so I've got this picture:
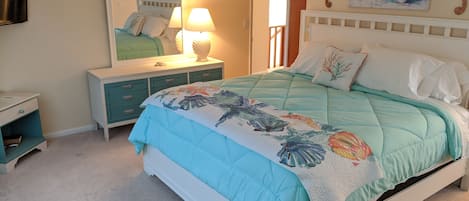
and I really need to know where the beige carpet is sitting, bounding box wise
[0,125,467,201]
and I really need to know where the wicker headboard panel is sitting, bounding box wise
[137,0,181,19]
[299,10,469,66]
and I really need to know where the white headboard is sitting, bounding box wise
[299,10,469,66]
[137,0,180,19]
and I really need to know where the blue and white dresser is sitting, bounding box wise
[87,57,224,141]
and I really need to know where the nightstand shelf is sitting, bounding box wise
[88,56,224,141]
[0,93,46,174]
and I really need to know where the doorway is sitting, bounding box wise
[250,0,306,74]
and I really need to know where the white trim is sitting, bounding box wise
[44,124,97,139]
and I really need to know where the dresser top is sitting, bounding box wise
[0,92,39,112]
[88,57,223,80]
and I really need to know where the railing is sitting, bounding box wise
[269,25,285,69]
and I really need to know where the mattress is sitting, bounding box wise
[115,29,164,60]
[129,71,461,201]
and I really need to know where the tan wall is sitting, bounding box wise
[307,0,469,20]
[183,0,251,78]
[0,0,110,136]
[0,0,250,136]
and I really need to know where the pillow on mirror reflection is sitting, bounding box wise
[162,28,180,41]
[123,12,145,36]
[142,16,169,38]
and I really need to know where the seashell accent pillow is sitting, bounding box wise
[312,46,367,91]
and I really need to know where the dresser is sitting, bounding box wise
[0,92,47,173]
[87,57,224,141]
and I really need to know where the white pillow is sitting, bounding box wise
[422,64,461,104]
[289,42,361,76]
[447,61,469,105]
[356,45,444,100]
[123,12,145,36]
[142,16,169,38]
[162,27,180,41]
[312,46,367,91]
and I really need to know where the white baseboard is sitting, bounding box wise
[44,124,97,139]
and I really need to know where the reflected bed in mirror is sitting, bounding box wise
[106,0,183,66]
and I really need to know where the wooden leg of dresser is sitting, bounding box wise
[104,126,110,142]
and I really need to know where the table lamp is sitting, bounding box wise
[168,6,183,53]
[186,8,216,62]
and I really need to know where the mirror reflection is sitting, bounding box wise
[111,0,183,61]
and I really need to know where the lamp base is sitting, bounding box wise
[192,32,211,62]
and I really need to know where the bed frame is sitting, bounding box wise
[143,10,469,201]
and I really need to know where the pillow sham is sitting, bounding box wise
[123,12,145,36]
[288,42,361,76]
[417,63,462,104]
[356,45,444,100]
[142,16,169,38]
[312,46,367,91]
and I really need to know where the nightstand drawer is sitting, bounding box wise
[107,105,144,124]
[150,73,188,94]
[0,98,38,126]
[189,68,222,83]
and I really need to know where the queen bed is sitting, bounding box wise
[128,10,469,201]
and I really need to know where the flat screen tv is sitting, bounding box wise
[0,0,27,26]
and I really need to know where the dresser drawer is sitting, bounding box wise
[0,98,38,126]
[189,68,223,83]
[105,89,148,107]
[104,79,148,95]
[107,104,144,124]
[150,73,188,94]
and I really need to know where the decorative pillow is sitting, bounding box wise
[356,45,444,100]
[141,16,169,38]
[288,42,361,76]
[312,46,367,91]
[123,12,145,36]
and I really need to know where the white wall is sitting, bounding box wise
[111,0,138,28]
[0,0,110,136]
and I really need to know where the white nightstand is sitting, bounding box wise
[87,57,224,141]
[0,92,47,174]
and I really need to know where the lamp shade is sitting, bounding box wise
[186,8,215,32]
[168,7,182,28]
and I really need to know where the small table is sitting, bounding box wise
[0,92,47,174]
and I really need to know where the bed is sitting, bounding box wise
[115,28,165,60]
[128,10,469,201]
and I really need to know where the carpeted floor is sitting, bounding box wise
[0,125,467,201]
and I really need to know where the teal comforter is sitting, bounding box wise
[115,29,164,60]
[129,70,461,201]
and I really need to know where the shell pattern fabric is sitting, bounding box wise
[153,83,375,168]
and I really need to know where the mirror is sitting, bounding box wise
[106,0,183,66]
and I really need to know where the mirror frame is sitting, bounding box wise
[105,0,184,67]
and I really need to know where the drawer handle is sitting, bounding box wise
[165,78,175,83]
[18,109,25,114]
[202,73,210,77]
[121,84,133,89]
[122,95,133,100]
[123,109,135,114]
